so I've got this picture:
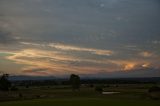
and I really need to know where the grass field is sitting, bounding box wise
[0,98,160,106]
[0,84,160,106]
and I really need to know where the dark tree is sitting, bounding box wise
[0,74,11,91]
[10,85,18,91]
[95,86,103,93]
[148,86,160,100]
[148,86,160,93]
[70,74,81,90]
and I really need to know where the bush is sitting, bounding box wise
[10,86,18,91]
[70,74,81,90]
[148,86,160,100]
[90,84,94,88]
[25,85,29,88]
[0,74,11,91]
[19,93,23,98]
[95,86,103,93]
[148,86,160,93]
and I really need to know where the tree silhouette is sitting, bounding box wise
[148,86,160,93]
[0,74,11,91]
[148,86,160,100]
[95,86,103,93]
[70,74,80,91]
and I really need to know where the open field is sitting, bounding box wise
[0,84,160,106]
[0,98,160,106]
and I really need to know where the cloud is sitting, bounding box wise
[20,42,114,56]
[4,48,113,75]
[20,42,45,47]
[139,51,154,58]
[0,0,160,77]
[152,40,160,44]
[109,60,152,71]
[48,43,114,56]
[0,30,16,44]
[22,67,50,76]
[4,48,157,76]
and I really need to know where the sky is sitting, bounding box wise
[0,0,160,77]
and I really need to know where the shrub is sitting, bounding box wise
[10,86,18,91]
[95,86,103,93]
[90,84,94,88]
[148,86,160,93]
[70,74,81,90]
[148,86,160,100]
[0,74,11,91]
[19,93,23,98]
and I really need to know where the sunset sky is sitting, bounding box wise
[0,0,160,77]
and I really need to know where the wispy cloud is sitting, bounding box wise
[4,48,157,75]
[20,42,45,47]
[22,67,50,76]
[20,42,114,56]
[109,60,152,71]
[139,51,154,58]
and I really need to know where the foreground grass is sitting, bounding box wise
[0,98,160,106]
[0,84,160,106]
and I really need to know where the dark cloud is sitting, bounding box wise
[0,0,160,77]
[0,30,16,44]
[1,0,160,46]
[23,68,48,73]
[22,68,49,76]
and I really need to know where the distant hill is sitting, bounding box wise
[8,68,160,81]
[9,75,56,81]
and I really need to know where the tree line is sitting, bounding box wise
[0,74,81,91]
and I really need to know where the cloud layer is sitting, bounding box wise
[0,0,160,77]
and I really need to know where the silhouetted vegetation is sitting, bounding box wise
[0,76,159,103]
[19,93,23,98]
[70,74,81,90]
[148,86,160,93]
[148,86,160,100]
[95,86,103,93]
[10,85,18,91]
[0,74,11,91]
[10,77,160,87]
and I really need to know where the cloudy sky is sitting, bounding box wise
[0,0,160,77]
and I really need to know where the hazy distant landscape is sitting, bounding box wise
[0,75,160,105]
[0,0,160,105]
